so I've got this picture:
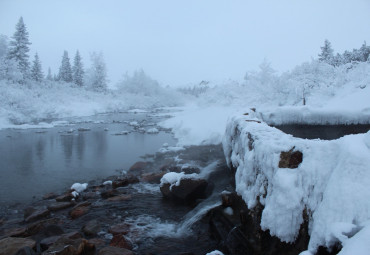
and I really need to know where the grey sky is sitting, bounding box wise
[1,0,370,87]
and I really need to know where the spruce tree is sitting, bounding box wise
[46,67,53,81]
[89,52,107,91]
[72,50,84,86]
[318,39,334,65]
[7,17,32,80]
[58,50,73,82]
[30,53,44,82]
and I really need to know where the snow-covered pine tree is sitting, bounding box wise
[58,50,73,83]
[72,50,84,86]
[46,67,53,81]
[88,52,107,91]
[318,39,334,65]
[30,53,44,82]
[6,17,32,81]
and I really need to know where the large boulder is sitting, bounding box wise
[0,237,36,255]
[160,172,208,202]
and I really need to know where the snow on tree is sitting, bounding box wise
[58,50,73,83]
[87,52,107,91]
[46,67,53,81]
[318,39,334,65]
[72,50,84,87]
[30,53,44,82]
[6,17,32,81]
[0,35,8,60]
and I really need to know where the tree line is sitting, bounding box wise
[318,39,370,66]
[0,17,107,91]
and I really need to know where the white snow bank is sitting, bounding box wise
[223,112,370,253]
[71,183,88,193]
[259,105,370,125]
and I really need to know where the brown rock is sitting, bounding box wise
[26,218,61,235]
[25,209,50,223]
[100,189,118,199]
[0,237,36,255]
[82,219,101,236]
[160,178,208,202]
[24,207,36,219]
[108,224,130,235]
[87,238,105,248]
[278,147,303,169]
[7,227,28,237]
[48,202,74,212]
[128,161,148,172]
[112,176,139,189]
[14,246,37,255]
[70,206,89,219]
[42,237,95,255]
[98,246,134,255]
[82,192,99,200]
[64,231,83,240]
[55,193,74,202]
[107,195,132,202]
[43,192,58,200]
[141,171,167,183]
[109,234,133,250]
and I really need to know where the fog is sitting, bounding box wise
[1,0,370,86]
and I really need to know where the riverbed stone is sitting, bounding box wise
[98,246,134,255]
[64,231,83,240]
[25,209,50,223]
[107,194,132,202]
[0,237,36,255]
[112,176,139,189]
[14,246,37,255]
[128,161,148,173]
[26,218,61,236]
[55,193,74,202]
[48,202,74,211]
[82,219,101,236]
[160,178,208,202]
[43,192,58,200]
[42,237,95,255]
[108,223,130,235]
[109,234,133,250]
[70,204,90,219]
[140,171,167,183]
[100,189,118,199]
[40,235,61,250]
[8,227,28,237]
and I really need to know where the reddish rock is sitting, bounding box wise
[109,234,133,250]
[98,246,134,255]
[128,161,148,172]
[48,202,74,212]
[43,192,58,200]
[25,209,50,223]
[108,224,130,235]
[107,195,132,202]
[100,189,118,199]
[55,193,74,202]
[70,206,89,219]
[0,237,36,255]
[82,192,99,200]
[87,238,105,248]
[140,171,167,183]
[112,176,139,189]
[26,218,61,235]
[42,237,95,255]
[279,148,303,169]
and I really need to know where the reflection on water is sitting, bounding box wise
[0,113,176,205]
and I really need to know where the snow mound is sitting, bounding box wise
[71,182,88,193]
[206,251,224,255]
[223,111,370,253]
[147,127,159,134]
[160,172,199,190]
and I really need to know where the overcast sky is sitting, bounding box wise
[1,0,370,87]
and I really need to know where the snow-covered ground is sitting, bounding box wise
[1,60,369,253]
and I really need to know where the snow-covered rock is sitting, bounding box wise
[147,127,159,134]
[71,183,88,193]
[223,111,370,253]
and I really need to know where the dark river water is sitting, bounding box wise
[0,112,176,205]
